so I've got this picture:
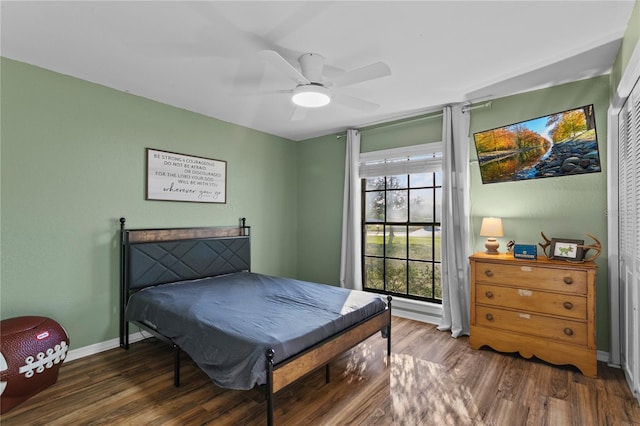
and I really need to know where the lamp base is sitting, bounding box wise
[484,237,500,255]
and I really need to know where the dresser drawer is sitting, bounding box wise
[475,262,587,295]
[476,283,587,320]
[475,305,587,346]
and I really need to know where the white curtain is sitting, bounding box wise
[340,129,363,290]
[437,105,471,338]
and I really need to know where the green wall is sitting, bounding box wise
[469,76,610,350]
[297,76,611,350]
[296,133,345,285]
[360,114,444,153]
[611,1,639,94]
[296,113,443,286]
[0,58,298,349]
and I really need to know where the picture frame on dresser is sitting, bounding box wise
[550,238,584,261]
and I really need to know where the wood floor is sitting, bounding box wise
[2,317,639,425]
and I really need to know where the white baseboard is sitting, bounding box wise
[391,297,443,325]
[65,330,152,363]
[598,350,614,366]
[65,320,613,369]
[392,309,442,325]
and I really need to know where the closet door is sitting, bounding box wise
[618,81,640,404]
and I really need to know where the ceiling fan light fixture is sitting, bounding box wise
[291,85,331,108]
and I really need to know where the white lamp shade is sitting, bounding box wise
[291,85,331,108]
[480,217,503,254]
[480,217,504,237]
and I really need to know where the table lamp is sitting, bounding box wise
[480,217,504,254]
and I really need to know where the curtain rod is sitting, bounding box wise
[462,101,492,112]
[336,110,442,139]
[360,109,444,132]
[336,101,491,139]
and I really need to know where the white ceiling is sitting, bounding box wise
[1,1,635,141]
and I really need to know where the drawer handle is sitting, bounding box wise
[485,291,494,298]
[563,277,573,285]
[564,328,574,336]
[484,270,494,277]
[563,302,574,310]
[485,313,494,321]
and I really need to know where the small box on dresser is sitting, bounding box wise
[469,252,598,377]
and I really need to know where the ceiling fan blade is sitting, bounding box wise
[259,50,310,85]
[332,93,381,112]
[332,62,391,87]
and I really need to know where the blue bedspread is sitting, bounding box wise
[125,272,387,389]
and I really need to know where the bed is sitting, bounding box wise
[119,218,391,425]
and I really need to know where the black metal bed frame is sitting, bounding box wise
[119,217,391,426]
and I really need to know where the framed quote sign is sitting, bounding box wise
[146,148,226,203]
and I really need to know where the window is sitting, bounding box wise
[360,143,443,303]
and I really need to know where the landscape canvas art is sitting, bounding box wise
[473,105,601,184]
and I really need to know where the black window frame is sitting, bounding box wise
[361,172,442,304]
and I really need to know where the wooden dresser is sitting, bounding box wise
[469,252,598,377]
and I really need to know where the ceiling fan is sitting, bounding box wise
[258,50,391,117]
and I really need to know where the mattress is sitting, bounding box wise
[125,271,387,389]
